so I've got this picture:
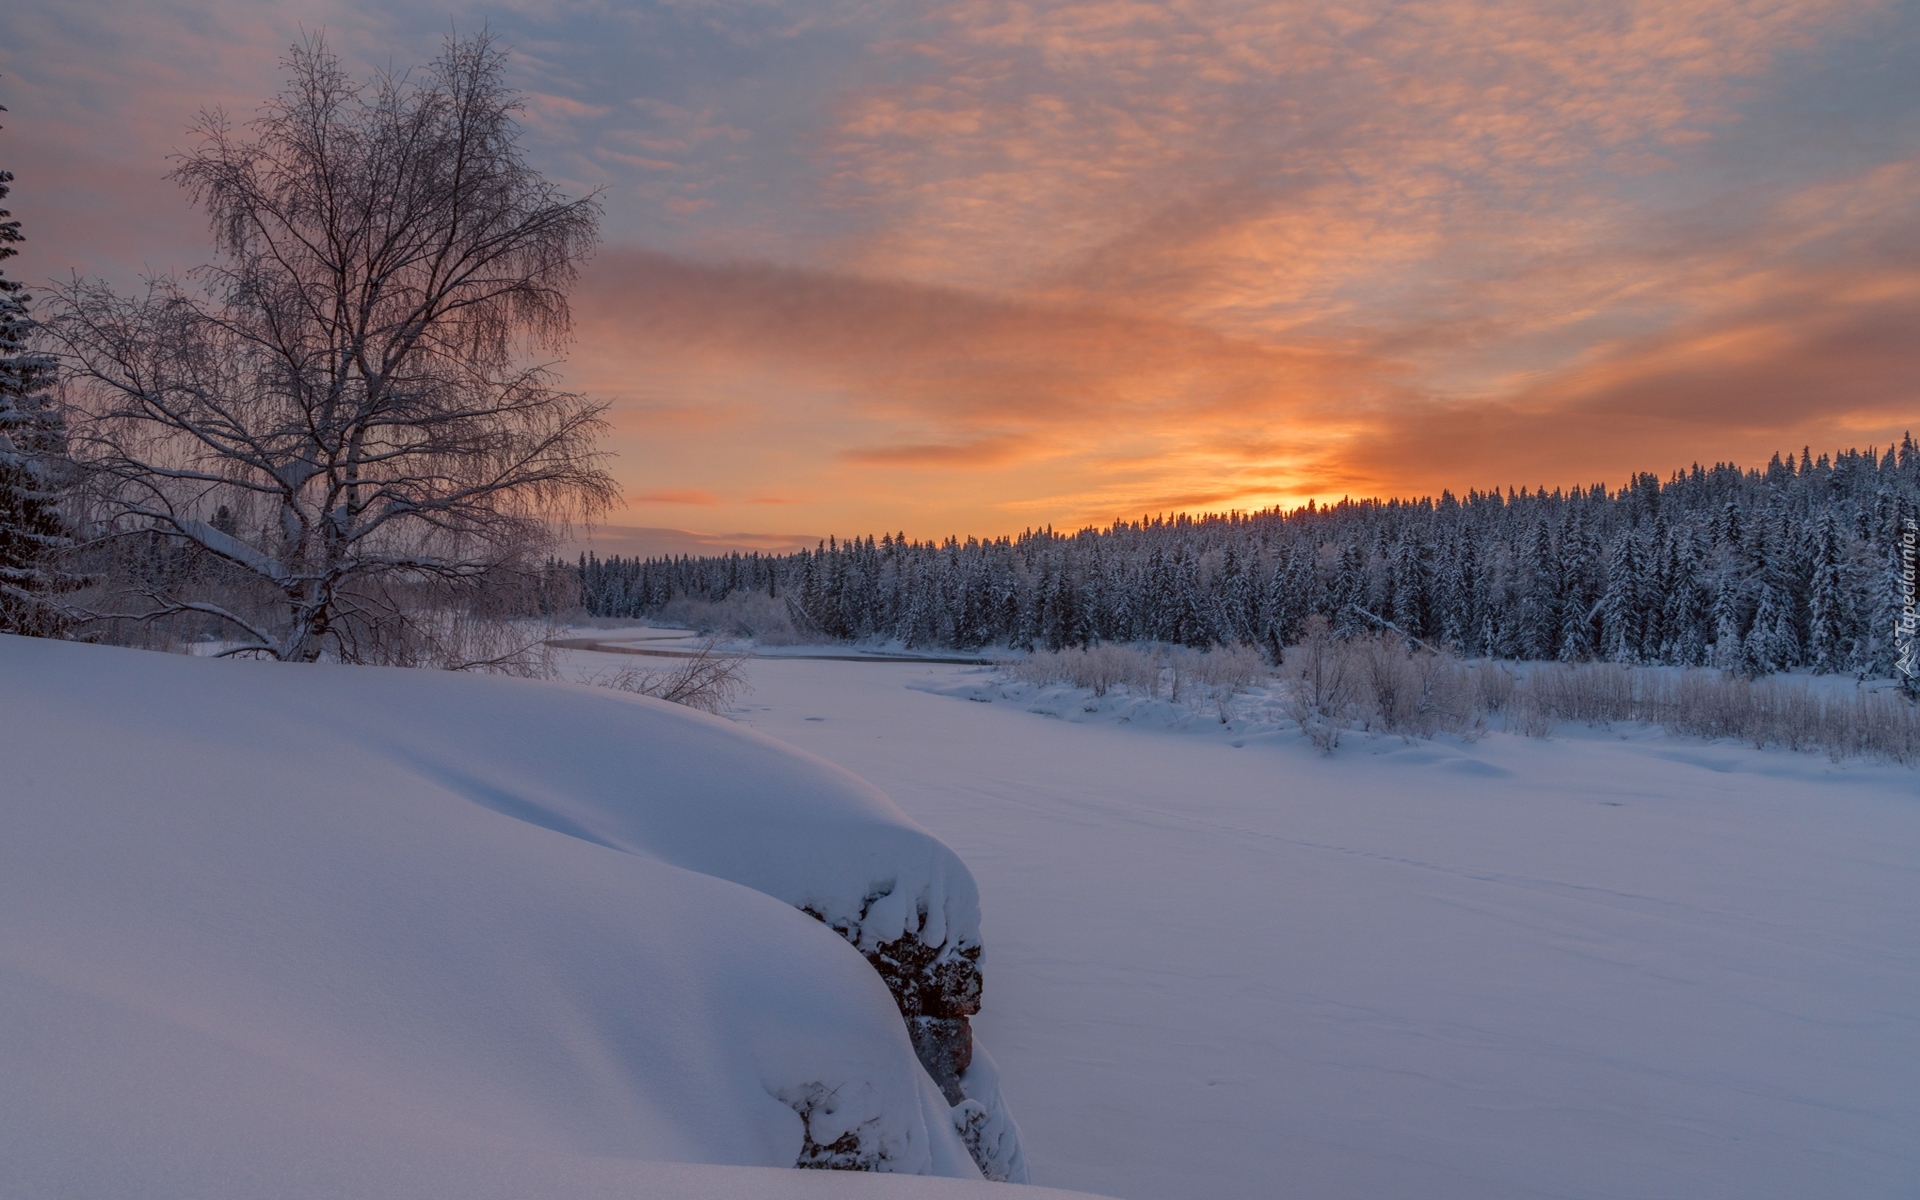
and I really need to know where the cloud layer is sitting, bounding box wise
[5,0,1917,537]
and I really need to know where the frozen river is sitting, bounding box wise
[633,649,1920,1200]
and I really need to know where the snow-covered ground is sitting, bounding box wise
[0,635,1095,1199]
[554,633,1920,1200]
[10,625,1916,1199]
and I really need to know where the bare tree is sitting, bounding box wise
[44,33,616,662]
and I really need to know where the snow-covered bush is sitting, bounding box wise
[1176,642,1268,693]
[1012,644,1152,696]
[1508,662,1920,763]
[990,626,1919,765]
[587,635,752,713]
[656,591,806,645]
[1807,688,1920,762]
[1286,640,1920,762]
[1277,618,1357,751]
[1012,642,1272,718]
[1277,620,1481,749]
[1473,660,1519,714]
[1514,662,1637,725]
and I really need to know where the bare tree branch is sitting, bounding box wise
[45,32,616,664]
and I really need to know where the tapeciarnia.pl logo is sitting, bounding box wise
[1898,517,1919,679]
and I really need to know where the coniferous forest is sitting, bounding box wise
[575,442,1920,677]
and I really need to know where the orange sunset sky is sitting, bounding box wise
[5,0,1918,554]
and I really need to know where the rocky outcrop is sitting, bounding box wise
[803,889,1026,1182]
[864,931,981,1105]
[777,1082,889,1170]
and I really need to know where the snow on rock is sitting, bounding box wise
[0,635,1055,1197]
[952,1042,1026,1183]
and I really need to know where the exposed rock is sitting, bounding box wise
[863,929,981,1106]
[909,1015,972,1106]
[803,894,983,1106]
[777,1082,890,1171]
[800,886,1027,1181]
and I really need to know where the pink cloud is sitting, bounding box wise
[10,0,1913,538]
[629,488,722,506]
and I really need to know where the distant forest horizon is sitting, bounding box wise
[573,437,1920,679]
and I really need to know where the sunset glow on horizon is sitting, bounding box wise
[6,0,1918,552]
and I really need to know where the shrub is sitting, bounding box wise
[1011,642,1267,713]
[586,636,751,714]
[1004,625,1920,765]
[654,591,805,645]
[1507,662,1920,764]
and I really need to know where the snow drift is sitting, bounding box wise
[0,635,1052,1198]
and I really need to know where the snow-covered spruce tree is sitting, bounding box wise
[1742,583,1790,675]
[44,35,615,663]
[1663,525,1711,666]
[0,112,74,636]
[1806,511,1847,674]
[1330,540,1367,637]
[1388,531,1431,643]
[1598,529,1646,663]
[1514,517,1559,661]
[1557,514,1599,661]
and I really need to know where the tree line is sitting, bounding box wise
[577,444,1920,678]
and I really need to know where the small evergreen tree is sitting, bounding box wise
[1515,518,1558,660]
[0,112,74,636]
[1599,531,1645,663]
[1805,512,1847,674]
[1265,544,1312,653]
[1331,542,1367,637]
[1709,569,1747,673]
[1388,532,1431,642]
[1556,515,1598,661]
[1744,582,1800,675]
[1663,526,1711,666]
[1436,532,1474,653]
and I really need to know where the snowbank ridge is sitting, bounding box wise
[0,635,1041,1196]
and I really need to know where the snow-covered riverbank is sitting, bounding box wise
[0,635,1077,1199]
[628,648,1919,1200]
[9,629,1914,1199]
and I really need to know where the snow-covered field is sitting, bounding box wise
[0,635,1087,1199]
[556,631,1920,1200]
[8,627,1916,1199]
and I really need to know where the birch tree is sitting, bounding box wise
[46,33,615,663]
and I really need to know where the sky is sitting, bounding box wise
[4,0,1918,551]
